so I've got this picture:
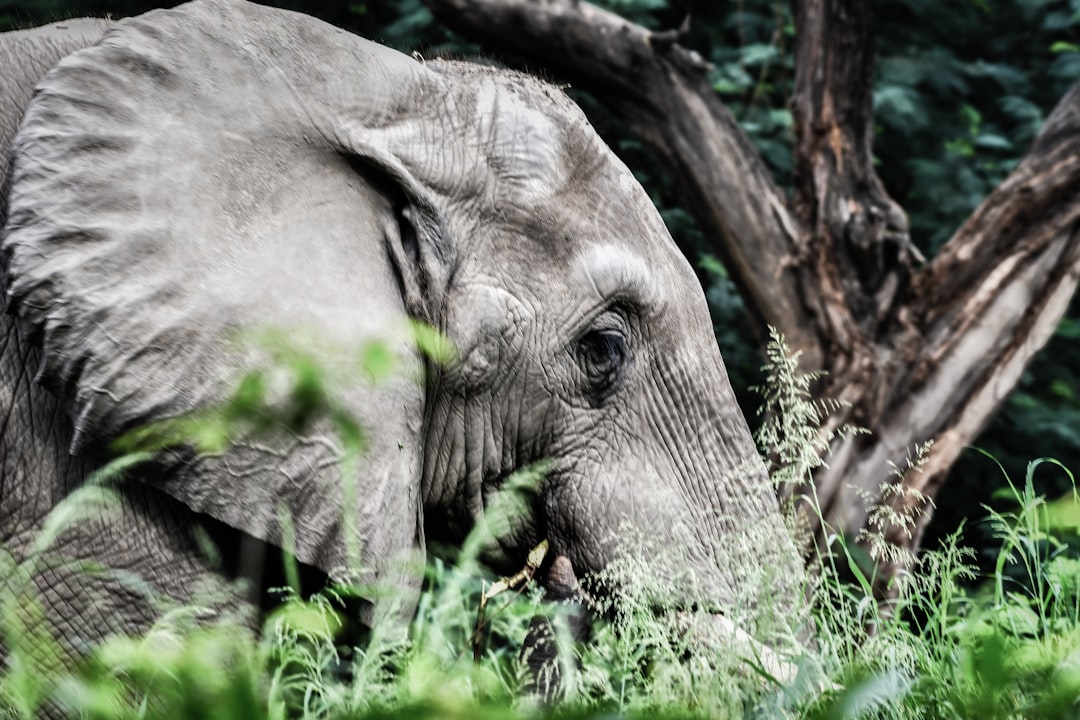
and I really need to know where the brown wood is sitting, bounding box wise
[424,0,1080,594]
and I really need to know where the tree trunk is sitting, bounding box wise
[424,0,1080,592]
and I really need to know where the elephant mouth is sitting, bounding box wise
[474,458,572,574]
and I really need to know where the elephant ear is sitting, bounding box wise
[2,0,453,597]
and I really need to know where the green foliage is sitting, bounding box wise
[871,0,1074,254]
[753,333,1080,718]
[6,329,1080,718]
[698,255,765,420]
[706,2,796,185]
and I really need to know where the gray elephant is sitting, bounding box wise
[0,0,801,670]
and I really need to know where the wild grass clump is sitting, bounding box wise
[3,328,1080,718]
[755,331,1080,719]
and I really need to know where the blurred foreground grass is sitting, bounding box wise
[4,331,1080,719]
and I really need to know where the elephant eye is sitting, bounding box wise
[577,329,629,400]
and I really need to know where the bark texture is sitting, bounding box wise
[424,0,1080,590]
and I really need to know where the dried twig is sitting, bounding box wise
[472,539,549,662]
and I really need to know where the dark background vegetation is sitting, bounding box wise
[4,0,1080,575]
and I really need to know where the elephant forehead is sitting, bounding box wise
[473,81,568,200]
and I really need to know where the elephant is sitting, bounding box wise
[0,0,803,674]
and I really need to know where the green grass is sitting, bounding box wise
[4,330,1080,718]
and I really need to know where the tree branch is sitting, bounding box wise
[809,77,1080,571]
[790,0,918,351]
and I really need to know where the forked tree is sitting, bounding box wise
[423,0,1080,591]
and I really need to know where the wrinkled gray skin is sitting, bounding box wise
[0,0,800,666]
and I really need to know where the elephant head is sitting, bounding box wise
[2,0,801,640]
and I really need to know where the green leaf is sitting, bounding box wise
[945,138,975,157]
[269,602,343,641]
[1050,379,1074,400]
[959,104,982,132]
[1044,491,1080,532]
[712,79,743,95]
[767,108,793,128]
[286,358,327,432]
[226,371,267,420]
[189,416,232,454]
[974,133,1013,150]
[360,339,396,382]
[409,320,457,366]
[991,600,1041,636]
[1055,317,1080,338]
[829,670,913,719]
[330,406,367,455]
[739,42,779,66]
[698,254,728,280]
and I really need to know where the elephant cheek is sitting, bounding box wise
[444,284,531,391]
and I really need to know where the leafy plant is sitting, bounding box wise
[6,318,1080,720]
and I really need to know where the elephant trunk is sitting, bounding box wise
[623,351,800,629]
